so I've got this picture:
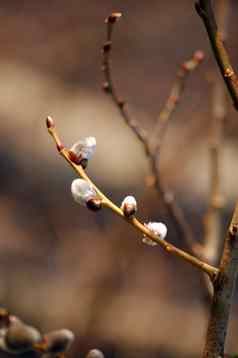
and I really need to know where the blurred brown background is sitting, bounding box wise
[0,1,237,357]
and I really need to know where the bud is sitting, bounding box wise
[193,50,204,63]
[71,179,97,205]
[106,12,122,24]
[3,320,41,353]
[142,222,167,246]
[46,116,55,129]
[69,137,96,166]
[86,348,105,358]
[121,196,137,217]
[43,329,74,354]
[86,198,102,212]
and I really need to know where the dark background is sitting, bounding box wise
[0,1,237,357]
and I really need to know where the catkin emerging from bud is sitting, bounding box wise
[69,137,96,166]
[86,348,105,358]
[71,179,97,206]
[142,222,167,246]
[120,196,137,217]
[43,329,74,354]
[3,321,42,353]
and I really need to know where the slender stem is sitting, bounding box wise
[47,119,219,280]
[149,51,205,253]
[150,50,204,154]
[101,12,206,257]
[202,0,228,264]
[203,201,238,358]
[102,13,149,153]
[195,0,238,110]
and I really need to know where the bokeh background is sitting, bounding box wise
[0,1,237,357]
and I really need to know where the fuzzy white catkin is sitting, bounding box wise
[120,196,137,215]
[71,179,97,205]
[142,222,167,246]
[70,137,96,161]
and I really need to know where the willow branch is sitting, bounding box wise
[202,201,238,358]
[150,50,204,154]
[101,12,206,257]
[101,12,149,154]
[149,52,204,254]
[47,117,219,280]
[202,1,227,262]
[195,0,238,110]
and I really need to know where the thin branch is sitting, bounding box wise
[195,0,238,110]
[149,51,205,253]
[101,12,205,256]
[150,50,205,154]
[47,117,219,280]
[101,12,149,154]
[201,0,228,264]
[202,201,238,358]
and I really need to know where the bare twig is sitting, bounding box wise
[47,117,219,280]
[149,51,205,253]
[101,12,206,255]
[202,201,238,358]
[150,50,205,154]
[101,12,149,153]
[195,0,238,110]
[201,0,228,265]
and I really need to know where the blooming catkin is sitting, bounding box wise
[120,196,137,217]
[143,222,167,246]
[43,329,74,354]
[69,137,96,165]
[2,320,42,353]
[71,179,97,205]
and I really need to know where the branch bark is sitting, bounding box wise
[203,202,238,358]
[195,0,238,110]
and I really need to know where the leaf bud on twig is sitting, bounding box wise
[121,196,137,217]
[142,222,167,246]
[69,137,96,166]
[105,12,122,24]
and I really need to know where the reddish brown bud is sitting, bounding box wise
[86,198,102,212]
[106,12,122,24]
[193,50,205,63]
[68,151,88,168]
[46,116,55,129]
[68,150,82,165]
[117,99,125,108]
[56,143,64,152]
[102,82,110,93]
[103,41,112,53]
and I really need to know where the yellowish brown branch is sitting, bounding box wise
[47,117,219,281]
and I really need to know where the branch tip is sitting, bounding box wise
[106,12,122,24]
[193,49,205,63]
[46,116,55,129]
